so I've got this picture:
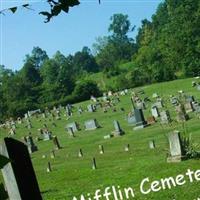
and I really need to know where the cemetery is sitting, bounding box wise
[0,78,200,199]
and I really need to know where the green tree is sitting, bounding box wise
[73,47,99,73]
[25,47,49,69]
[94,14,136,72]
[109,13,131,39]
[73,80,102,101]
[19,60,41,85]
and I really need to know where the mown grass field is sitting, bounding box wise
[0,78,200,200]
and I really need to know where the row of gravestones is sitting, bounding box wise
[1,88,127,133]
[129,94,200,128]
[0,129,184,199]
[65,119,124,138]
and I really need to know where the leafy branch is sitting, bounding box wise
[0,0,101,23]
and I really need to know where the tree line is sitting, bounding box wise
[0,0,199,121]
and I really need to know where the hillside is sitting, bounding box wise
[0,78,200,200]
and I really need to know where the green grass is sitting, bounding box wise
[0,78,200,200]
[83,72,120,91]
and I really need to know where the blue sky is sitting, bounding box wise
[0,0,163,70]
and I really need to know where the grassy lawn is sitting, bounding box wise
[0,78,200,200]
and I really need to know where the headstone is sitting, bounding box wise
[108,91,113,96]
[66,105,72,117]
[184,102,194,113]
[151,106,159,118]
[154,100,163,108]
[136,101,146,110]
[167,131,183,162]
[185,95,194,103]
[78,149,83,157]
[0,138,43,200]
[52,136,61,150]
[134,108,147,128]
[50,150,55,159]
[10,128,16,135]
[192,102,200,113]
[160,110,171,124]
[47,162,52,172]
[197,84,200,91]
[55,112,61,120]
[103,134,113,139]
[17,117,22,124]
[84,119,99,130]
[152,93,158,98]
[175,105,189,122]
[24,113,29,119]
[11,121,16,130]
[67,127,75,137]
[26,136,38,154]
[99,145,104,154]
[42,113,47,118]
[27,122,32,129]
[192,81,196,87]
[92,157,97,170]
[66,122,79,132]
[149,140,155,149]
[112,120,124,136]
[124,144,130,152]
[87,104,95,112]
[127,113,136,126]
[43,131,52,141]
[78,107,83,114]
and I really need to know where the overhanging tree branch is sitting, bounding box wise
[0,0,101,23]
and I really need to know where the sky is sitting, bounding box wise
[0,0,163,70]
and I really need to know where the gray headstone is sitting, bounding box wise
[167,131,183,162]
[103,134,113,139]
[50,150,55,159]
[78,149,83,157]
[66,106,72,117]
[197,85,200,91]
[92,157,97,170]
[66,122,79,132]
[127,114,136,125]
[99,145,104,154]
[160,110,171,124]
[112,120,123,136]
[149,140,155,149]
[10,128,16,135]
[52,136,61,150]
[136,101,146,110]
[151,106,159,118]
[124,144,130,152]
[87,104,95,112]
[192,102,200,113]
[43,131,52,141]
[26,136,38,154]
[84,119,99,130]
[175,105,188,122]
[0,138,43,200]
[154,99,164,108]
[134,108,146,127]
[184,102,194,113]
[185,95,194,103]
[67,127,75,137]
[47,162,52,172]
[171,97,179,106]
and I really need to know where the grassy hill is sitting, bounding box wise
[0,78,200,200]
